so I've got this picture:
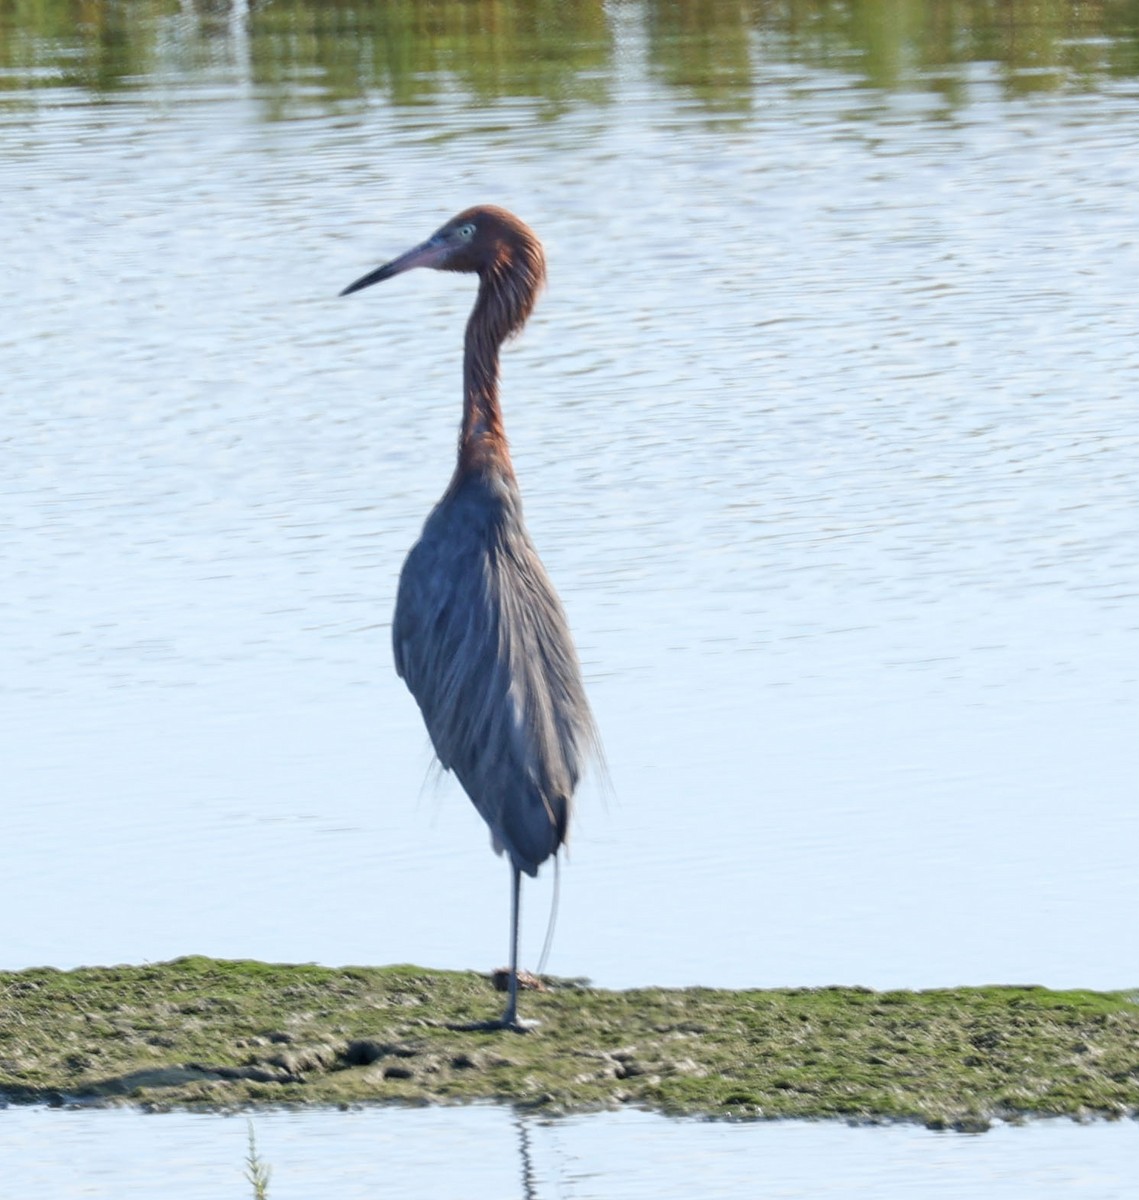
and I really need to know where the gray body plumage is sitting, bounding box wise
[393,467,592,876]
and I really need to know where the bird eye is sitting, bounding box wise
[456,223,476,241]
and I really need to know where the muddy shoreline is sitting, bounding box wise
[2,958,1136,1130]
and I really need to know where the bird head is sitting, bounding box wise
[339,205,546,307]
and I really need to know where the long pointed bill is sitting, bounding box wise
[339,235,449,297]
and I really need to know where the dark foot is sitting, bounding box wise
[447,1015,539,1034]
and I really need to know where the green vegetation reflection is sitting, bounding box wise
[2,0,1139,114]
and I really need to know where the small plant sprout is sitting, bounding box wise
[245,1120,271,1200]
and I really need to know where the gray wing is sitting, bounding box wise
[392,473,595,876]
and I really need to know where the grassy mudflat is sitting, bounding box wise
[1,958,1136,1128]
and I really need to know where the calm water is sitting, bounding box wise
[2,1105,1138,1199]
[2,0,1139,1191]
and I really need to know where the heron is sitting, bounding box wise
[340,205,598,1031]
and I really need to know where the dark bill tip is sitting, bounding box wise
[338,236,448,297]
[339,263,397,297]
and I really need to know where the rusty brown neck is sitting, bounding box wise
[456,265,520,479]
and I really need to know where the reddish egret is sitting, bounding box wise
[341,206,597,1030]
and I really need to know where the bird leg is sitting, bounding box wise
[448,863,538,1033]
[500,863,529,1029]
[493,863,539,1031]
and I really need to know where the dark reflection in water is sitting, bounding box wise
[2,0,1139,114]
[516,1114,539,1200]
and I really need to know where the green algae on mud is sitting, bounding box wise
[1,958,1137,1129]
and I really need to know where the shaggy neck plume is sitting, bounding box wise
[458,272,513,477]
[456,225,545,479]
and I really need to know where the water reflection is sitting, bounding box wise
[2,0,1138,113]
[517,1115,539,1200]
[3,1106,1138,1198]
